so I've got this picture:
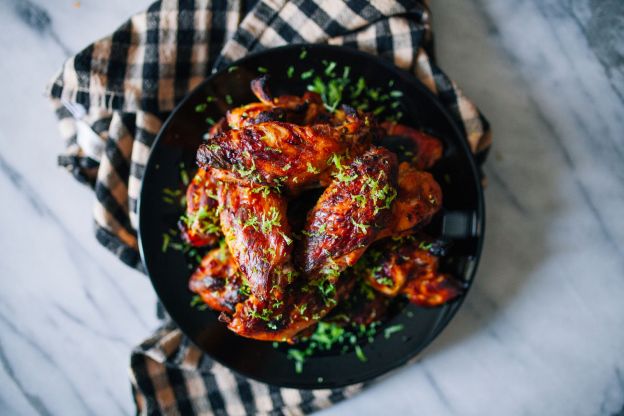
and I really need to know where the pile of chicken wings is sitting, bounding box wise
[180,76,463,342]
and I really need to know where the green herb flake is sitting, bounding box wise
[299,49,308,59]
[350,218,369,234]
[279,231,293,246]
[324,61,337,76]
[354,345,367,362]
[205,117,216,126]
[287,65,295,78]
[306,162,320,174]
[225,94,233,105]
[418,241,433,251]
[383,324,404,339]
[257,66,268,73]
[300,69,314,80]
[161,233,171,252]
[195,103,207,112]
[180,169,189,186]
[227,66,238,73]
[190,295,208,311]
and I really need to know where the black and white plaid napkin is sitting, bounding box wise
[46,0,491,414]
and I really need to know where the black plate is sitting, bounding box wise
[138,44,484,389]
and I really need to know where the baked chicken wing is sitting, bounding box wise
[298,147,398,274]
[362,237,464,307]
[196,112,375,194]
[378,162,442,239]
[217,180,294,301]
[379,121,443,170]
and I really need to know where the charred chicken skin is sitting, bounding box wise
[378,162,443,239]
[217,180,294,301]
[379,121,444,170]
[298,147,398,274]
[362,237,464,307]
[182,77,455,342]
[189,245,245,313]
[178,167,221,247]
[196,112,375,194]
[226,75,329,129]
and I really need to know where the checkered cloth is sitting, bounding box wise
[46,0,491,414]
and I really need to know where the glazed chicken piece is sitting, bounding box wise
[377,162,442,239]
[226,76,328,129]
[298,147,398,275]
[217,180,294,301]
[178,168,221,247]
[189,245,245,313]
[196,111,375,194]
[379,122,443,170]
[226,265,357,342]
[363,238,464,307]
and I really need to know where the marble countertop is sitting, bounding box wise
[1,0,622,415]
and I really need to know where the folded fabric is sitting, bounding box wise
[46,0,491,414]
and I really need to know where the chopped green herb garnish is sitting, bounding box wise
[351,194,367,207]
[350,218,369,234]
[227,66,238,73]
[354,345,367,362]
[180,169,189,186]
[324,61,337,76]
[419,241,433,251]
[287,65,295,78]
[299,49,307,59]
[225,94,233,105]
[300,69,314,80]
[384,324,404,339]
[375,276,394,287]
[161,233,171,252]
[261,206,281,233]
[195,103,207,112]
[279,231,293,245]
[190,295,208,311]
[257,66,268,73]
[205,117,216,125]
[306,162,320,174]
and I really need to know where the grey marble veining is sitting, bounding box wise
[0,0,622,415]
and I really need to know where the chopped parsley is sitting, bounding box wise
[383,324,404,339]
[161,233,171,252]
[306,162,320,174]
[190,295,208,311]
[261,206,281,233]
[350,218,369,234]
[300,69,314,80]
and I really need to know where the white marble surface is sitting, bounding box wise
[0,0,622,415]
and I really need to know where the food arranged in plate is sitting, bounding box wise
[163,64,465,369]
[142,45,484,385]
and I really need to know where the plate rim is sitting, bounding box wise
[137,43,485,389]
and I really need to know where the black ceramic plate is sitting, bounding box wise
[138,44,484,389]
